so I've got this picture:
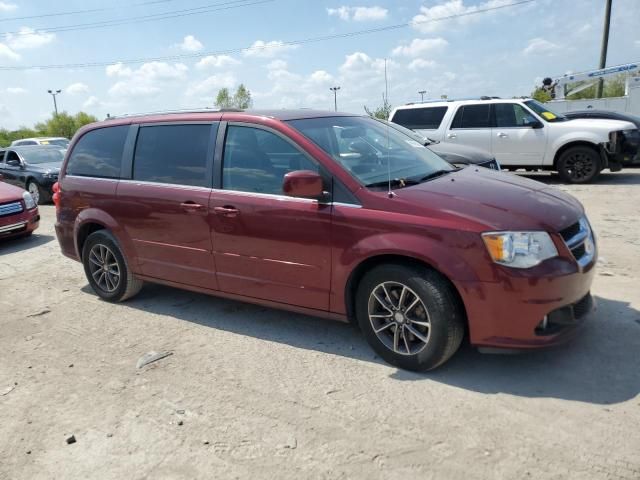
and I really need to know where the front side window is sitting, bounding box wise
[391,106,448,130]
[524,100,568,123]
[222,125,317,195]
[288,116,453,189]
[66,125,128,178]
[133,124,213,187]
[451,104,491,129]
[494,103,539,128]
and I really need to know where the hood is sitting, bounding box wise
[389,167,583,232]
[0,181,28,203]
[428,142,494,164]
[25,161,62,173]
[563,117,636,132]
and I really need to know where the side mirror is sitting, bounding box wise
[283,170,325,199]
[526,119,544,129]
[6,159,21,167]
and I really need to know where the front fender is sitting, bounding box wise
[546,133,605,164]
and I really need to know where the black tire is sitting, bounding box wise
[82,230,143,302]
[557,146,601,184]
[355,264,465,371]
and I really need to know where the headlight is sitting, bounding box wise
[22,191,36,210]
[482,231,558,268]
[43,171,59,179]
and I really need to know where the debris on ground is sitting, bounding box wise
[1,385,15,396]
[278,437,297,449]
[66,435,76,445]
[27,309,51,318]
[176,409,185,414]
[177,420,184,426]
[136,351,173,369]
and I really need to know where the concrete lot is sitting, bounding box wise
[1,172,639,480]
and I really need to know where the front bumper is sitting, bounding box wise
[0,206,39,239]
[606,129,640,167]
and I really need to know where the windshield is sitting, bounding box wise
[288,116,454,188]
[524,100,568,123]
[44,139,70,147]
[17,148,65,164]
[376,119,431,145]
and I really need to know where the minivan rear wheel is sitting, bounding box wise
[82,230,143,302]
[355,264,464,371]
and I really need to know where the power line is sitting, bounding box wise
[0,0,179,23]
[0,0,272,36]
[0,0,537,71]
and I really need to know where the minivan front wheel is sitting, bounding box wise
[356,264,465,371]
[82,230,143,302]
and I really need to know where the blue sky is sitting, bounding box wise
[0,0,638,129]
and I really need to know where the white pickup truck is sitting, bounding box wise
[389,98,638,183]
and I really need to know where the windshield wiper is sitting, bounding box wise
[418,169,452,182]
[365,178,420,189]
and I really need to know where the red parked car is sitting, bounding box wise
[0,179,39,239]
[53,110,596,370]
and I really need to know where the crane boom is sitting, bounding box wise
[553,62,639,99]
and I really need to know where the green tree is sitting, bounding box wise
[0,111,98,147]
[215,88,232,108]
[364,94,392,120]
[233,84,253,109]
[531,87,552,103]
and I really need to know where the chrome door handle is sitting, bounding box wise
[447,133,457,139]
[180,201,205,212]
[213,206,240,218]
[497,132,508,138]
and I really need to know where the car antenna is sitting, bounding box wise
[383,59,395,199]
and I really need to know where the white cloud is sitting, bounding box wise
[411,0,518,33]
[267,59,288,71]
[66,82,89,95]
[83,96,101,109]
[195,55,240,69]
[0,2,17,12]
[523,37,561,56]
[6,86,27,94]
[107,61,188,97]
[308,70,334,84]
[327,6,388,21]
[243,40,298,58]
[186,73,236,97]
[635,39,640,47]
[0,43,19,60]
[408,59,437,70]
[339,52,389,78]
[391,37,448,57]
[175,35,203,52]
[5,27,55,50]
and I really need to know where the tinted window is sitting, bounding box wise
[495,103,538,127]
[66,126,128,178]
[456,104,491,128]
[222,125,317,195]
[133,124,213,187]
[16,141,37,146]
[0,151,4,163]
[391,106,448,130]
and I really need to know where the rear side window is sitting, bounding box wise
[391,107,448,130]
[133,124,214,187]
[66,126,128,178]
[451,104,491,129]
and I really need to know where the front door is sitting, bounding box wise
[0,150,25,188]
[491,103,547,166]
[116,122,218,289]
[210,123,332,311]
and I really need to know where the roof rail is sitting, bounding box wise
[104,107,244,120]
[404,96,501,106]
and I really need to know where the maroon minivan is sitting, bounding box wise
[54,110,596,370]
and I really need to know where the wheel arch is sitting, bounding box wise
[552,141,602,170]
[344,254,468,332]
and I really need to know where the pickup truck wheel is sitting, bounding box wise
[356,264,464,371]
[82,230,143,302]
[557,147,601,183]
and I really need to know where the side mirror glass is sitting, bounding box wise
[6,159,21,167]
[282,170,325,199]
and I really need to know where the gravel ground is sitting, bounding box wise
[1,172,639,480]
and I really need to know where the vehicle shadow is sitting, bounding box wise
[107,283,640,405]
[516,171,640,186]
[0,233,54,253]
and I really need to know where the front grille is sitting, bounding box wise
[0,201,24,217]
[535,293,593,336]
[559,218,593,266]
[573,293,594,319]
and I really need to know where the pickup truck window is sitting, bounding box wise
[391,106,448,130]
[451,104,491,129]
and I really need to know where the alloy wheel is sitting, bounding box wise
[27,182,40,205]
[564,152,595,182]
[88,244,121,293]
[368,281,431,356]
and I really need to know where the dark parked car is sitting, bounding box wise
[54,110,596,371]
[377,119,501,170]
[564,110,640,164]
[0,145,65,204]
[0,180,39,240]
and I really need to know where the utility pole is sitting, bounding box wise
[419,90,427,102]
[596,0,612,99]
[47,89,62,115]
[330,86,340,111]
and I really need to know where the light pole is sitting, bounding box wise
[330,86,340,111]
[596,0,612,99]
[419,90,427,102]
[47,89,62,115]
